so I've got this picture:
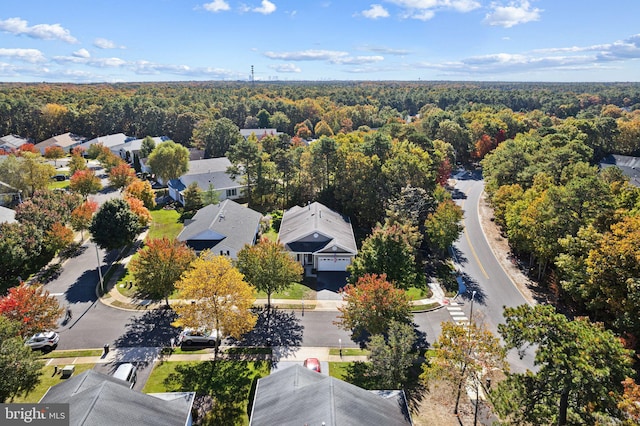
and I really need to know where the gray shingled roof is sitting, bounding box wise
[177,199,262,254]
[600,154,640,187]
[0,134,30,150]
[278,202,357,254]
[0,205,16,223]
[40,370,194,426]
[250,365,412,426]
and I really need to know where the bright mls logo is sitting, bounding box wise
[1,404,69,425]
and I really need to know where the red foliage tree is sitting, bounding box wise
[473,134,497,160]
[70,199,98,239]
[17,143,38,154]
[0,283,63,338]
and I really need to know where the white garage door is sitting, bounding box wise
[317,256,351,271]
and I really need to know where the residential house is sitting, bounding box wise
[0,134,30,152]
[111,136,169,161]
[167,157,245,205]
[250,365,413,426]
[177,199,262,258]
[39,370,195,426]
[35,132,86,154]
[278,201,357,272]
[240,128,280,140]
[600,154,640,187]
[77,133,133,152]
[0,205,16,223]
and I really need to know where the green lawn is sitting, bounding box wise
[147,208,182,240]
[328,348,369,357]
[406,286,433,300]
[12,364,95,403]
[48,180,69,190]
[143,360,270,425]
[39,349,103,359]
[254,282,313,300]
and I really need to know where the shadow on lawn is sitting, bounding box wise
[231,307,303,365]
[164,359,269,426]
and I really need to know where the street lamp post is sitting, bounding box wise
[469,290,477,325]
[95,243,104,294]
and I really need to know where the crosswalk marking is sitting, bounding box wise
[446,303,469,325]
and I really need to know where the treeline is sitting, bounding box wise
[482,115,640,346]
[2,81,640,145]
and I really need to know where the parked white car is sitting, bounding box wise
[177,328,218,346]
[26,332,60,351]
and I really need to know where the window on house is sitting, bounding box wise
[226,188,237,197]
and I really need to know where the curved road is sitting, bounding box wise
[451,169,535,372]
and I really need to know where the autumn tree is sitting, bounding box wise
[0,223,46,292]
[45,222,74,253]
[236,238,303,310]
[368,320,418,389]
[227,136,261,205]
[337,273,412,338]
[129,238,195,306]
[70,199,98,239]
[193,117,242,158]
[147,140,189,184]
[422,320,507,416]
[14,189,82,231]
[89,198,141,251]
[43,145,65,166]
[69,169,102,196]
[124,179,156,209]
[0,283,63,338]
[68,152,87,175]
[108,162,136,189]
[0,316,43,402]
[495,304,633,425]
[13,152,56,197]
[348,224,422,289]
[423,199,464,254]
[125,196,152,227]
[172,252,257,359]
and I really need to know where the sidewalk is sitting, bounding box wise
[99,230,448,312]
[42,346,368,366]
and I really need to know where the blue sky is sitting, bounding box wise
[1,0,639,83]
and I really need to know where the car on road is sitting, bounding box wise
[25,332,60,351]
[303,357,321,373]
[177,328,218,346]
[51,174,68,181]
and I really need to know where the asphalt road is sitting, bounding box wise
[45,167,535,374]
[451,170,536,372]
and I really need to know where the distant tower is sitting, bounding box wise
[251,65,254,84]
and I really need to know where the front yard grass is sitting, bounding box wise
[39,349,103,359]
[406,285,433,300]
[147,208,182,240]
[143,360,270,425]
[12,364,95,403]
[254,282,313,300]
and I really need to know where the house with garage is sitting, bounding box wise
[0,134,30,152]
[177,199,262,259]
[35,132,86,154]
[250,365,412,426]
[167,157,245,205]
[278,201,357,273]
[111,136,169,161]
[77,133,133,152]
[40,370,195,426]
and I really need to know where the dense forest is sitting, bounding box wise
[2,81,640,422]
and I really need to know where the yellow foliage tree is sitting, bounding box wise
[173,252,257,358]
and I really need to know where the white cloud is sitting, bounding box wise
[0,48,46,63]
[364,46,411,55]
[362,4,390,19]
[203,0,231,12]
[0,17,77,43]
[484,1,542,28]
[264,49,349,61]
[94,38,124,49]
[332,55,385,65]
[386,0,480,19]
[270,63,301,73]
[253,0,277,14]
[73,49,91,58]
